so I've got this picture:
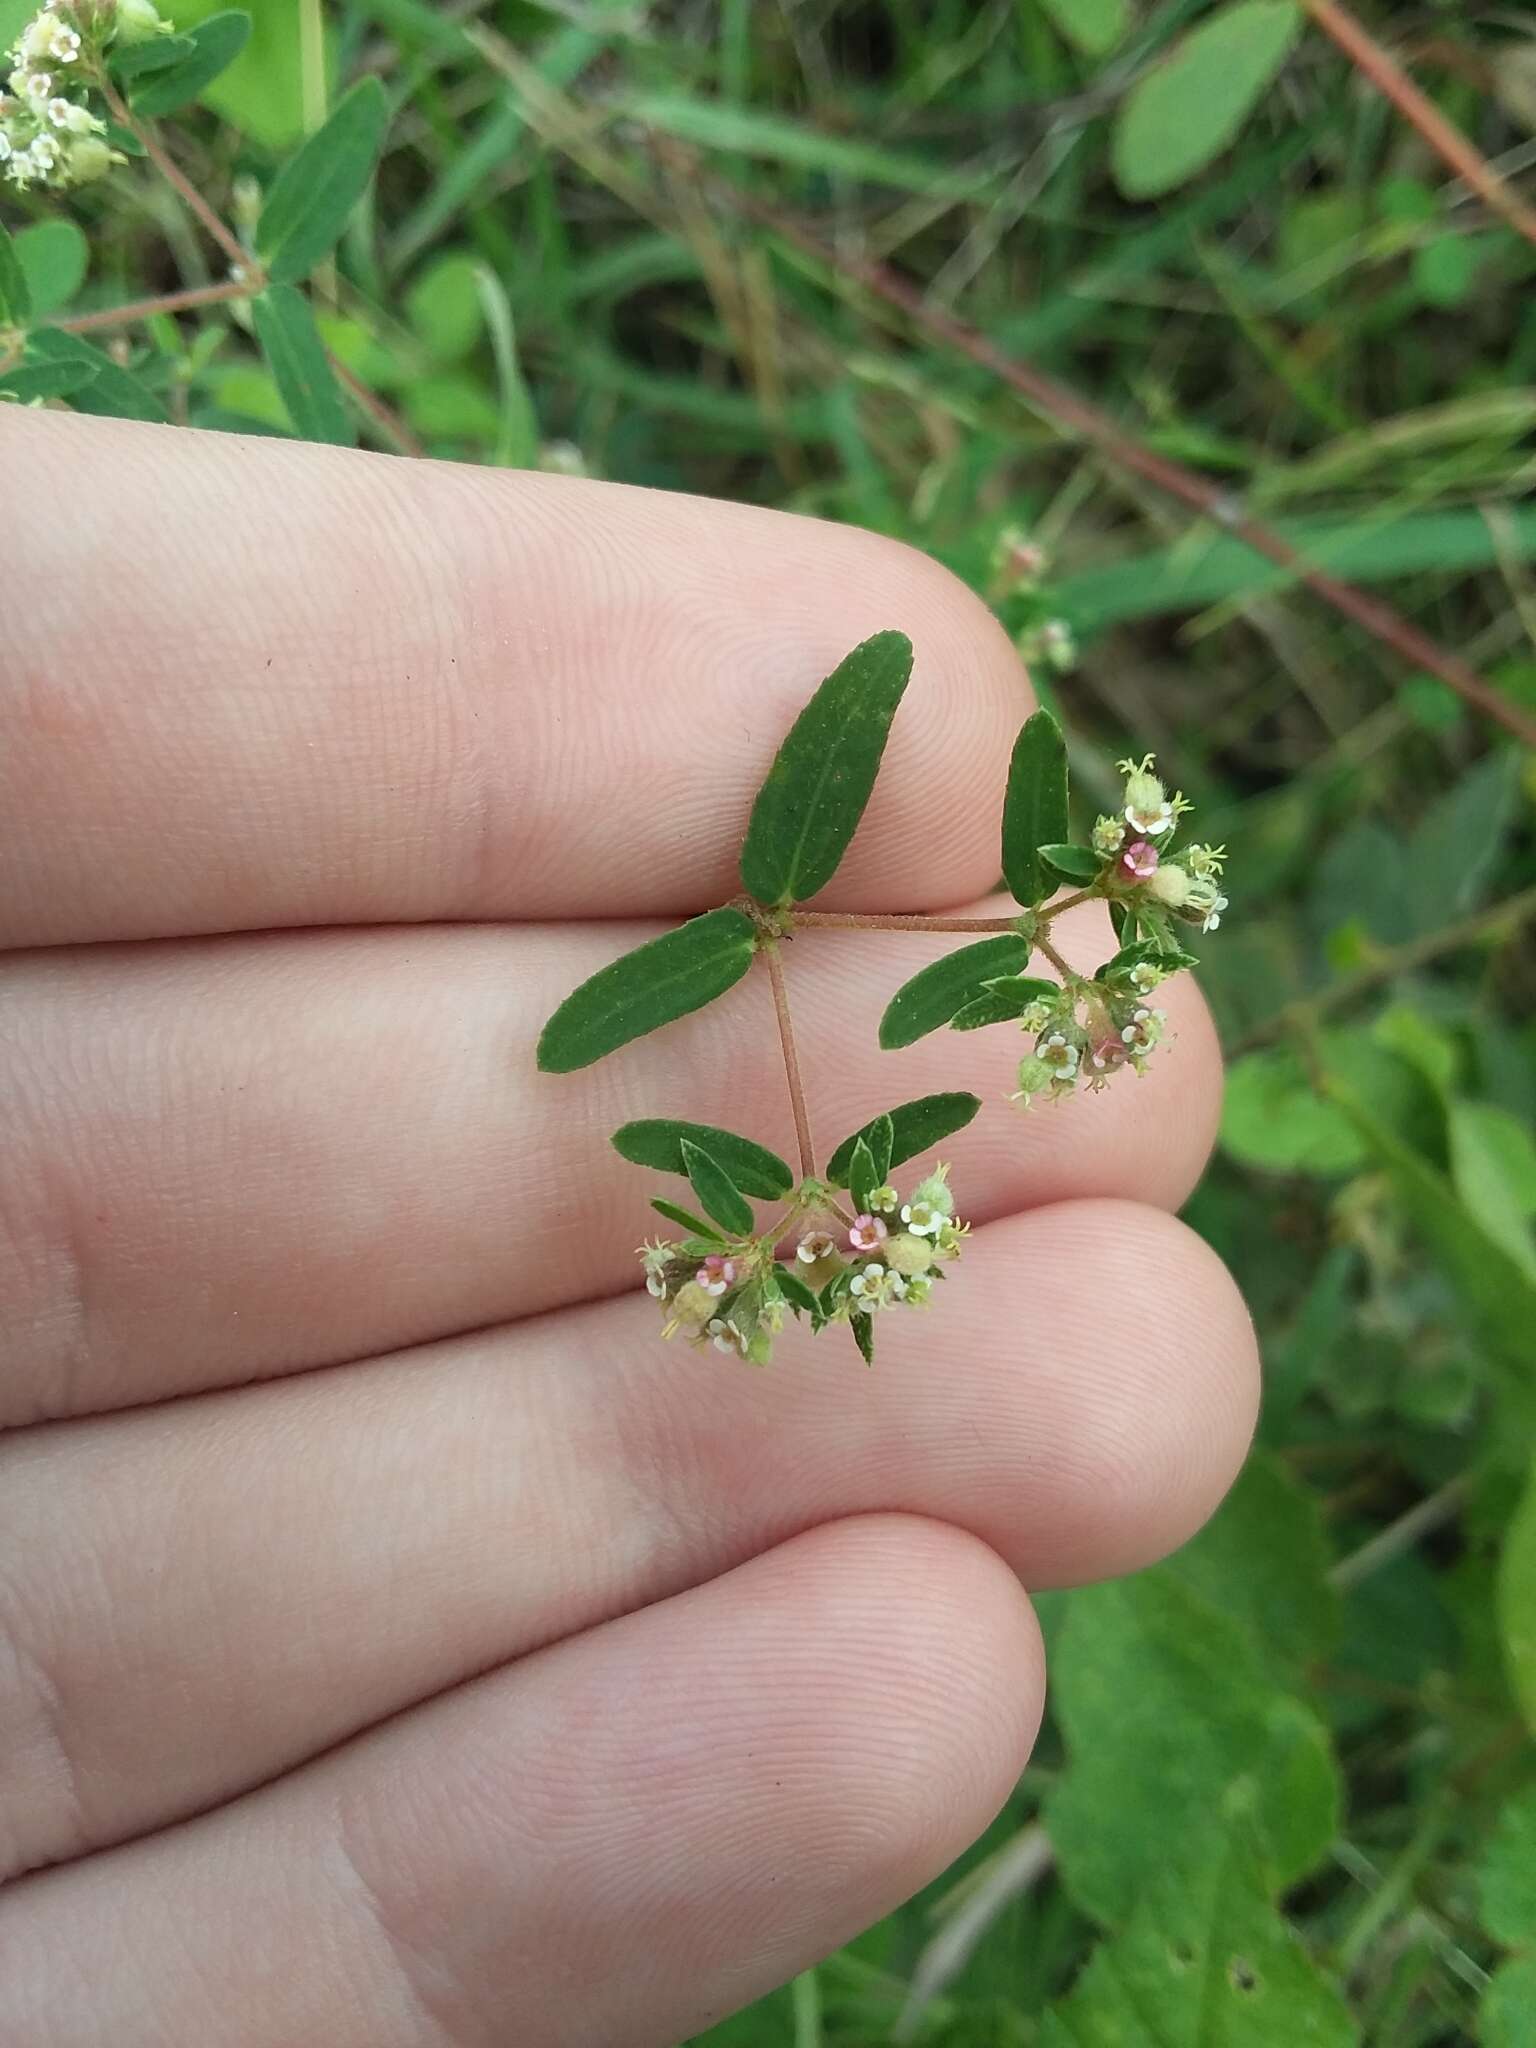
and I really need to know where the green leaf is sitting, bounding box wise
[405,250,485,363]
[114,30,197,80]
[1450,1102,1536,1277]
[774,1268,820,1318]
[650,1197,723,1243]
[1480,1783,1536,1946]
[863,1112,894,1188]
[825,1092,981,1187]
[13,220,87,316]
[1113,2,1302,199]
[1048,1570,1339,1927]
[0,220,31,327]
[680,1140,755,1237]
[250,286,354,447]
[612,1121,793,1200]
[1221,1032,1434,1178]
[852,1313,876,1366]
[878,935,1030,1049]
[1040,1820,1357,2047]
[131,11,253,118]
[23,329,168,424]
[1039,0,1129,58]
[0,359,99,403]
[738,630,914,905]
[1409,751,1523,930]
[537,908,757,1073]
[1483,1960,1536,2048]
[1499,1458,1536,1738]
[1039,843,1099,884]
[848,1139,878,1216]
[1001,711,1069,907]
[950,975,1059,1030]
[257,76,390,286]
[1097,938,1199,986]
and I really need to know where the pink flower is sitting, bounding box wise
[696,1255,738,1297]
[848,1214,888,1254]
[1121,839,1159,881]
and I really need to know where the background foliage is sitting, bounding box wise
[4,0,1535,2039]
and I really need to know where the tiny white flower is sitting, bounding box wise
[23,69,52,100]
[900,1199,943,1238]
[707,1317,745,1356]
[1038,1032,1080,1080]
[1201,895,1228,933]
[795,1230,836,1265]
[1129,960,1164,994]
[27,129,56,169]
[0,130,11,161]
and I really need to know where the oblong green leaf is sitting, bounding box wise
[826,1092,981,1188]
[114,31,196,82]
[538,907,757,1073]
[772,1267,821,1319]
[251,285,354,447]
[1,359,99,403]
[680,1139,755,1237]
[879,935,1030,1049]
[1039,843,1098,883]
[1040,0,1128,57]
[14,220,87,316]
[651,1197,723,1243]
[1112,0,1302,200]
[739,630,914,906]
[257,76,389,286]
[1096,938,1198,986]
[132,11,253,118]
[852,1314,876,1366]
[612,1120,793,1200]
[950,974,1059,1031]
[848,1138,879,1217]
[863,1112,894,1188]
[1001,711,1069,907]
[0,220,31,327]
[24,328,167,423]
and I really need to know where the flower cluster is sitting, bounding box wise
[1012,754,1228,1110]
[636,1166,968,1365]
[1,1,164,192]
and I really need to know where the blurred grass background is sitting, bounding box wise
[5,0,1536,2040]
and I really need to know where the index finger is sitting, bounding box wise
[1,411,1028,947]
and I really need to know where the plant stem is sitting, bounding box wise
[763,943,816,1179]
[101,77,254,279]
[791,911,1023,933]
[59,279,253,334]
[1301,0,1536,251]
[330,354,427,457]
[1033,932,1076,982]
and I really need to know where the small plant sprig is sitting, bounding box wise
[537,633,1227,1368]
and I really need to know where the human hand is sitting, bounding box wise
[0,409,1258,2046]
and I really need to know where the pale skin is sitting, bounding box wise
[0,408,1259,2046]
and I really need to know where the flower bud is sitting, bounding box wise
[114,0,171,46]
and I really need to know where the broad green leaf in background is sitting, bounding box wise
[537,908,757,1072]
[1221,1031,1434,1177]
[1039,0,1129,60]
[1047,1570,1340,1927]
[611,1121,794,1199]
[131,10,253,119]
[0,221,29,329]
[1408,750,1524,931]
[257,76,389,286]
[13,220,87,317]
[1040,1822,1357,2047]
[1483,1959,1536,2048]
[824,1092,981,1187]
[1,359,100,403]
[24,329,168,424]
[1449,1102,1536,1277]
[1480,1782,1536,1945]
[680,1140,755,1237]
[1498,1459,1536,1736]
[161,0,303,146]
[1165,1451,1341,1687]
[738,631,914,906]
[1001,710,1069,907]
[112,30,197,83]
[1112,1,1302,199]
[405,251,485,363]
[250,286,354,447]
[878,935,1030,1048]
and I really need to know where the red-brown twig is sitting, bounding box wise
[762,944,816,1180]
[59,279,252,334]
[100,76,252,277]
[1302,0,1536,250]
[329,355,426,457]
[686,165,1536,750]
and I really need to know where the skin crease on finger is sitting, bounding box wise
[0,409,1030,946]
[0,900,1222,1419]
[0,1518,1048,2048]
[0,1203,1258,1877]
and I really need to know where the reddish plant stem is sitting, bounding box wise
[1033,932,1077,982]
[688,164,1536,750]
[1302,0,1536,250]
[100,76,253,277]
[762,944,816,1180]
[330,354,427,457]
[791,910,1023,933]
[60,279,253,334]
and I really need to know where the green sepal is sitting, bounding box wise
[878,934,1031,1049]
[826,1093,981,1187]
[950,974,1060,1031]
[537,907,757,1072]
[612,1120,793,1199]
[650,1197,725,1243]
[1039,843,1100,883]
[1001,709,1069,906]
[680,1140,755,1237]
[738,630,914,906]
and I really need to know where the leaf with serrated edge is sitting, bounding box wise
[612,1120,793,1199]
[878,935,1030,1049]
[1001,710,1069,906]
[826,1093,981,1187]
[538,908,757,1072]
[738,631,914,905]
[852,1314,875,1366]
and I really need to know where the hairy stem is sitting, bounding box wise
[101,77,254,278]
[1032,931,1077,982]
[791,911,1023,933]
[763,943,816,1179]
